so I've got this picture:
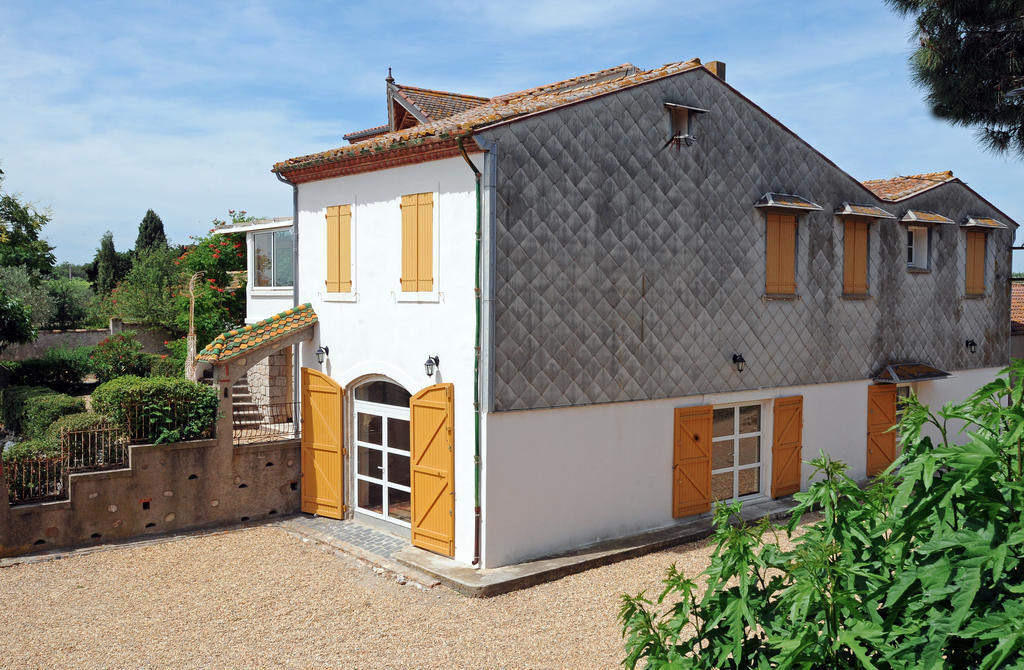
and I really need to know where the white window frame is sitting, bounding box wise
[395,191,441,304]
[907,225,929,270]
[710,401,768,504]
[322,202,358,303]
[249,228,294,292]
[352,394,411,528]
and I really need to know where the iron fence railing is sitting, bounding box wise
[233,401,299,446]
[4,423,130,506]
[115,401,215,444]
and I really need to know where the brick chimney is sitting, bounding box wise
[705,61,726,81]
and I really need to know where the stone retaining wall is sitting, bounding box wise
[2,325,173,361]
[0,438,300,558]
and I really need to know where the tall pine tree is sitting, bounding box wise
[135,209,167,252]
[95,231,125,295]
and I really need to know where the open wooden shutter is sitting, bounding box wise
[673,405,712,518]
[966,231,985,295]
[416,193,433,291]
[400,195,418,291]
[300,368,344,519]
[771,396,803,497]
[410,383,454,556]
[325,205,352,293]
[325,206,341,292]
[766,214,796,294]
[867,384,898,476]
[843,221,868,295]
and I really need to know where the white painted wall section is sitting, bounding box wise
[295,155,480,565]
[481,368,1003,568]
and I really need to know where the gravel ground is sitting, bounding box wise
[0,522,805,669]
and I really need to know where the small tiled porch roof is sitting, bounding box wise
[197,303,317,363]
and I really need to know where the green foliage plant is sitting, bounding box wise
[22,393,86,439]
[620,361,1024,669]
[146,352,184,377]
[110,245,180,327]
[135,209,167,253]
[90,332,147,383]
[0,346,95,393]
[0,172,56,274]
[46,277,92,329]
[173,228,246,347]
[92,375,218,444]
[0,284,35,354]
[0,385,52,435]
[0,265,54,327]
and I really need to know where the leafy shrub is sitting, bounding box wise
[0,385,52,434]
[1,437,60,461]
[0,346,94,393]
[92,375,218,444]
[620,363,1024,669]
[90,332,147,383]
[46,411,124,467]
[46,277,93,329]
[23,393,86,439]
[146,352,184,378]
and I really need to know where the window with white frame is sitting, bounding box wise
[907,226,929,269]
[252,229,294,287]
[711,404,763,501]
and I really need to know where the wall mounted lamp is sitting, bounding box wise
[315,345,330,364]
[965,339,977,354]
[732,353,746,373]
[424,355,440,377]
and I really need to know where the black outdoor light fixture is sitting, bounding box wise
[315,345,329,364]
[965,339,978,354]
[732,353,746,373]
[424,355,440,377]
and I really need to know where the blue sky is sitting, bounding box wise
[1,1,1022,266]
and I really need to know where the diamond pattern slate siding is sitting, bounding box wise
[478,68,1012,412]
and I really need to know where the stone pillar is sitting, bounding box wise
[109,318,123,334]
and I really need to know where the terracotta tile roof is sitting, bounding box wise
[754,192,823,211]
[343,124,390,143]
[861,171,955,201]
[1012,282,1024,335]
[197,303,317,363]
[395,85,489,121]
[834,202,896,219]
[274,59,704,174]
[900,210,954,225]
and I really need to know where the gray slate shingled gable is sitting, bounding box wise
[476,67,1012,412]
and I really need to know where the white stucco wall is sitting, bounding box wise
[480,367,1003,568]
[295,155,481,565]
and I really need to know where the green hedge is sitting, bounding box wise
[146,353,185,378]
[1,438,60,461]
[23,393,86,439]
[0,386,53,435]
[92,375,218,444]
[0,346,94,393]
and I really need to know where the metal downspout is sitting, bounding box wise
[276,172,301,432]
[457,135,483,566]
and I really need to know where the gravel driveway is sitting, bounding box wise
[0,523,748,669]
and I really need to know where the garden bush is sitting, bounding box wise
[0,385,52,435]
[23,392,86,439]
[146,352,184,377]
[90,331,148,383]
[92,375,218,444]
[1,438,60,461]
[0,345,94,393]
[620,362,1024,669]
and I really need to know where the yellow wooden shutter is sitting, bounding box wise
[416,193,433,291]
[766,214,797,295]
[966,231,985,295]
[843,221,868,295]
[400,194,418,292]
[410,382,454,556]
[325,206,341,293]
[300,367,345,519]
[867,384,898,476]
[337,205,352,292]
[771,396,803,497]
[673,405,712,518]
[325,205,352,294]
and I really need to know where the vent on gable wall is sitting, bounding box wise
[663,102,708,150]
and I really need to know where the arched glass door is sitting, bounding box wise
[353,380,412,526]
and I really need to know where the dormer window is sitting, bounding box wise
[907,227,929,269]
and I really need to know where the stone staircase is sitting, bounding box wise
[232,375,263,430]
